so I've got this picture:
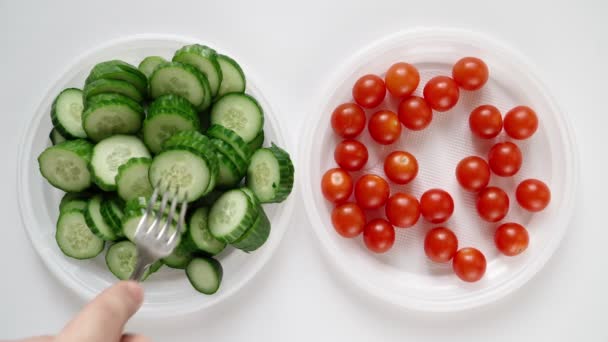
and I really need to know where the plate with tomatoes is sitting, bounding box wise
[300,28,578,311]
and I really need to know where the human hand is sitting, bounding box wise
[14,281,148,342]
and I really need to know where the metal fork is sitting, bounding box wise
[129,185,188,281]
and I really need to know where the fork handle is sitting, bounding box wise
[129,257,152,282]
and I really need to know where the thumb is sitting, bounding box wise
[58,281,144,342]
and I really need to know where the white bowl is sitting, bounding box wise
[17,34,295,317]
[300,28,578,312]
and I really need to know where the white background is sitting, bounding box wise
[1,0,607,341]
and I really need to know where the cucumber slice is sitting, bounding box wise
[82,94,144,142]
[49,128,68,145]
[207,124,252,161]
[149,148,211,202]
[56,209,104,259]
[246,143,294,203]
[232,206,270,252]
[84,194,118,241]
[59,192,91,213]
[240,187,261,207]
[187,207,226,255]
[83,78,144,103]
[138,56,167,79]
[162,131,219,194]
[248,130,265,151]
[162,239,194,269]
[100,196,125,238]
[50,88,87,139]
[122,212,179,243]
[90,135,150,191]
[210,93,263,143]
[149,61,212,110]
[38,139,93,192]
[215,151,242,188]
[193,189,224,208]
[186,257,223,295]
[105,240,160,280]
[143,95,200,153]
[216,54,246,98]
[85,60,148,95]
[116,157,153,201]
[210,138,247,176]
[173,44,222,98]
[208,189,256,243]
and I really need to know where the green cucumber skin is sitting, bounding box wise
[215,151,242,189]
[138,56,167,79]
[248,130,265,151]
[38,139,94,192]
[83,78,144,103]
[185,207,226,255]
[161,240,194,269]
[86,60,148,95]
[216,54,246,98]
[149,61,212,111]
[84,195,118,241]
[208,189,256,243]
[56,209,105,260]
[207,124,252,161]
[50,88,87,139]
[144,95,201,154]
[115,157,153,201]
[231,206,270,252]
[49,128,68,145]
[210,138,248,176]
[247,143,295,203]
[100,196,126,238]
[186,257,223,295]
[173,44,222,97]
[82,94,145,142]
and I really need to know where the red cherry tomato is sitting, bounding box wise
[488,142,522,177]
[385,62,420,98]
[424,227,459,263]
[469,105,502,139]
[455,156,491,192]
[383,151,418,184]
[385,193,420,228]
[368,110,402,145]
[476,186,509,222]
[331,103,366,138]
[397,96,433,131]
[331,202,366,238]
[354,174,390,209]
[504,106,538,140]
[452,247,486,282]
[334,139,368,171]
[420,189,454,223]
[352,74,386,109]
[423,76,460,112]
[363,218,395,253]
[321,168,353,204]
[494,222,529,256]
[516,179,551,212]
[452,57,489,91]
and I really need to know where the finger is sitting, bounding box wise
[58,281,144,342]
[121,334,152,342]
[12,337,53,342]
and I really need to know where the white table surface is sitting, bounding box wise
[1,0,607,340]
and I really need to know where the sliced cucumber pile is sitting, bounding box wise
[37,44,294,296]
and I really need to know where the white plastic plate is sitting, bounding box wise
[17,34,295,317]
[300,28,578,312]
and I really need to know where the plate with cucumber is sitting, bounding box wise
[18,35,295,316]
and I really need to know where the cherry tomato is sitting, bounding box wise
[423,76,460,112]
[321,168,353,204]
[354,174,390,210]
[398,96,433,130]
[385,193,420,228]
[420,189,454,224]
[424,227,458,263]
[455,156,490,192]
[334,139,368,171]
[385,62,420,98]
[504,106,538,140]
[488,142,522,177]
[469,105,502,139]
[476,186,509,222]
[452,57,489,91]
[331,103,366,138]
[331,202,366,238]
[352,74,386,108]
[516,179,551,212]
[494,222,529,256]
[368,110,402,145]
[363,218,395,253]
[383,151,418,184]
[452,247,486,282]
